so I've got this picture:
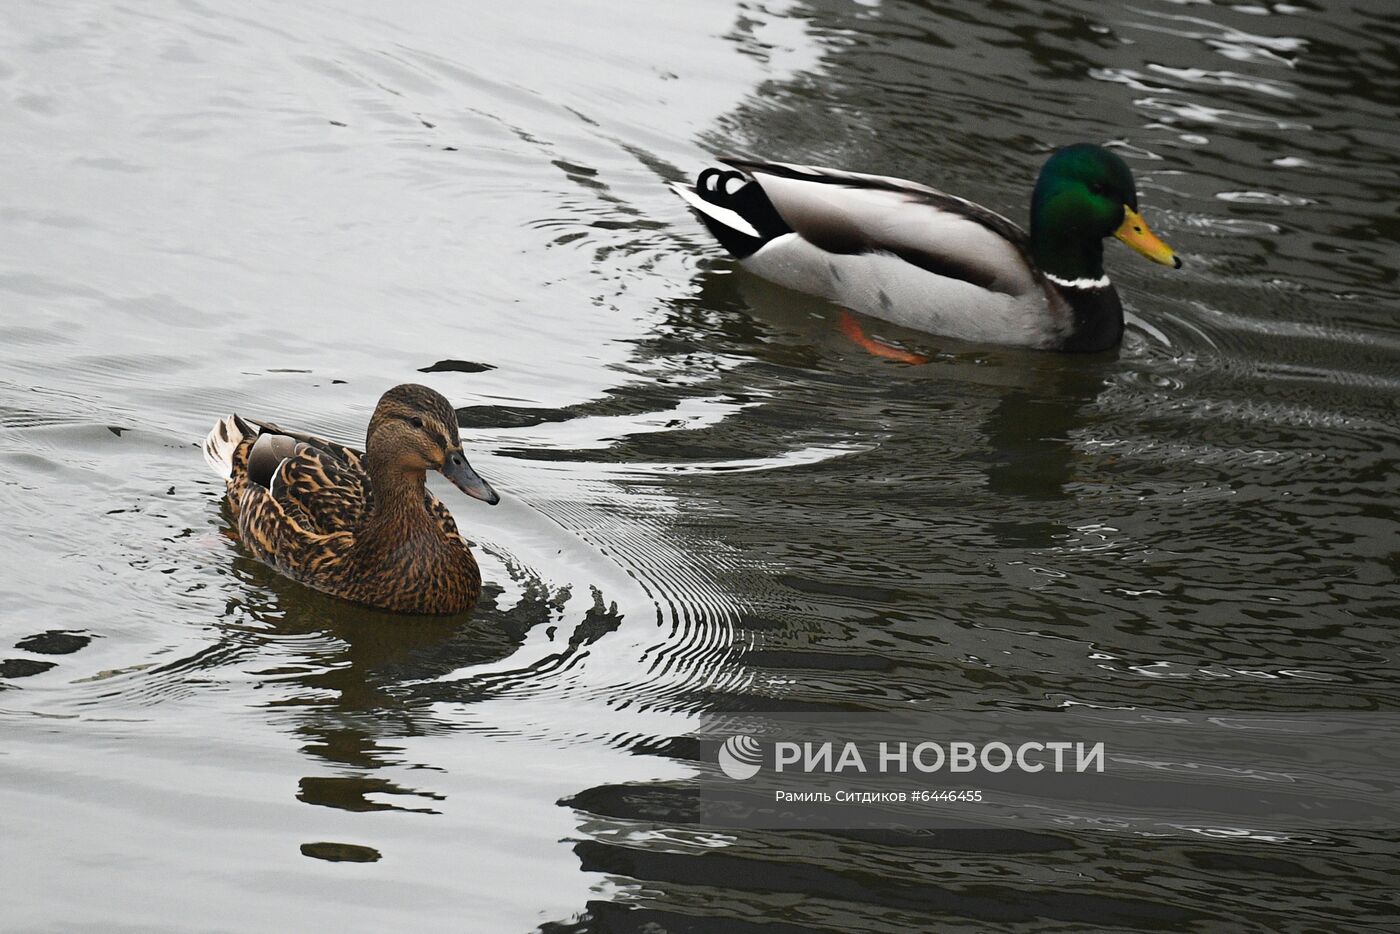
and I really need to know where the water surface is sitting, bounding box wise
[1,0,1397,931]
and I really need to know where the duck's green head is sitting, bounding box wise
[1029,143,1181,283]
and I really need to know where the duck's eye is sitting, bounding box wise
[410,417,424,429]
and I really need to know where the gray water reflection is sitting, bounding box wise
[554,0,1400,930]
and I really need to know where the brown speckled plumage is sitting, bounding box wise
[204,384,500,615]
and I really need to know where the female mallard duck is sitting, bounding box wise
[671,143,1182,353]
[202,383,500,615]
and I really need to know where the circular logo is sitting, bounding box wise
[718,734,763,780]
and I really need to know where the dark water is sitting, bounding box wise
[2,0,1397,930]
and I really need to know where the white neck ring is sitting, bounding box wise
[1045,272,1111,290]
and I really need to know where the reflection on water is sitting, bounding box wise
[1,0,1397,931]
[226,558,553,826]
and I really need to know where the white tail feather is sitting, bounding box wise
[669,181,760,239]
[203,415,249,480]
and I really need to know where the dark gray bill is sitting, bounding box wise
[442,450,500,505]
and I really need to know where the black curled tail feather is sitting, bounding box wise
[697,168,791,256]
[675,166,792,259]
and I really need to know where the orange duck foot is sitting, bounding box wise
[837,310,929,365]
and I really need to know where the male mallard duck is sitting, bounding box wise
[671,143,1182,353]
[202,383,500,615]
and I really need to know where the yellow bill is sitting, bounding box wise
[1115,206,1182,268]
